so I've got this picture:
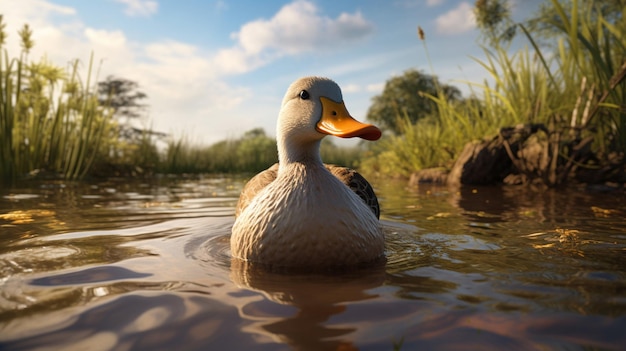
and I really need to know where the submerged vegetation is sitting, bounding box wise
[1,0,624,187]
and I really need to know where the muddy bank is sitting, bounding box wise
[409,123,625,190]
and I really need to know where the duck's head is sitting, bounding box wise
[277,76,381,163]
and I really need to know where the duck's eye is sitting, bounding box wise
[299,90,310,100]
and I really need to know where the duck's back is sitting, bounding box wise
[235,163,379,218]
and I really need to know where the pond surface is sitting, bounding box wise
[0,175,625,350]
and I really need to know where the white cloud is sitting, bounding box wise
[1,0,76,19]
[0,0,77,54]
[84,28,127,48]
[216,0,374,74]
[143,41,200,64]
[395,0,444,8]
[213,47,270,75]
[342,84,362,93]
[113,0,158,17]
[366,83,384,93]
[427,0,445,6]
[436,2,476,35]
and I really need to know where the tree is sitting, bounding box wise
[97,76,146,120]
[366,69,461,134]
[93,76,165,176]
[96,76,163,140]
[474,0,625,47]
[473,0,516,46]
[236,128,277,172]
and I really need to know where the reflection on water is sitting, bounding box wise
[229,260,386,350]
[0,176,625,350]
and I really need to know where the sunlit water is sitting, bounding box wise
[0,176,625,350]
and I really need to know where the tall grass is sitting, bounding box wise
[159,130,367,175]
[360,115,453,177]
[161,136,240,174]
[160,131,273,174]
[0,18,114,183]
[545,0,626,153]
[361,0,625,181]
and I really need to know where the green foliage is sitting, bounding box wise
[361,0,625,182]
[97,75,147,121]
[474,0,516,45]
[320,138,367,169]
[543,0,626,152]
[236,128,277,172]
[526,0,625,47]
[0,17,115,183]
[90,126,161,177]
[160,136,216,174]
[366,69,461,134]
[160,129,366,174]
[360,115,455,177]
[473,0,626,151]
[160,129,276,174]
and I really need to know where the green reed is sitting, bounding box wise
[361,0,625,180]
[160,133,267,174]
[0,17,114,183]
[159,130,366,175]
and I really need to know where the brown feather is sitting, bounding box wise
[235,163,380,219]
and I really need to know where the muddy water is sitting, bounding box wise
[0,176,624,350]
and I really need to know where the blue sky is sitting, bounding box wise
[0,0,543,145]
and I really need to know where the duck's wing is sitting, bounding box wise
[235,163,380,219]
[325,164,380,219]
[235,163,279,218]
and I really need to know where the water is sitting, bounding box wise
[0,176,625,350]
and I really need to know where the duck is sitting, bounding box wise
[231,76,385,270]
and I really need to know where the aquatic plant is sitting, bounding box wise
[0,17,114,183]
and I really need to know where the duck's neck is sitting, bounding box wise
[277,137,323,171]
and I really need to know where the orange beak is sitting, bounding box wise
[316,97,381,141]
